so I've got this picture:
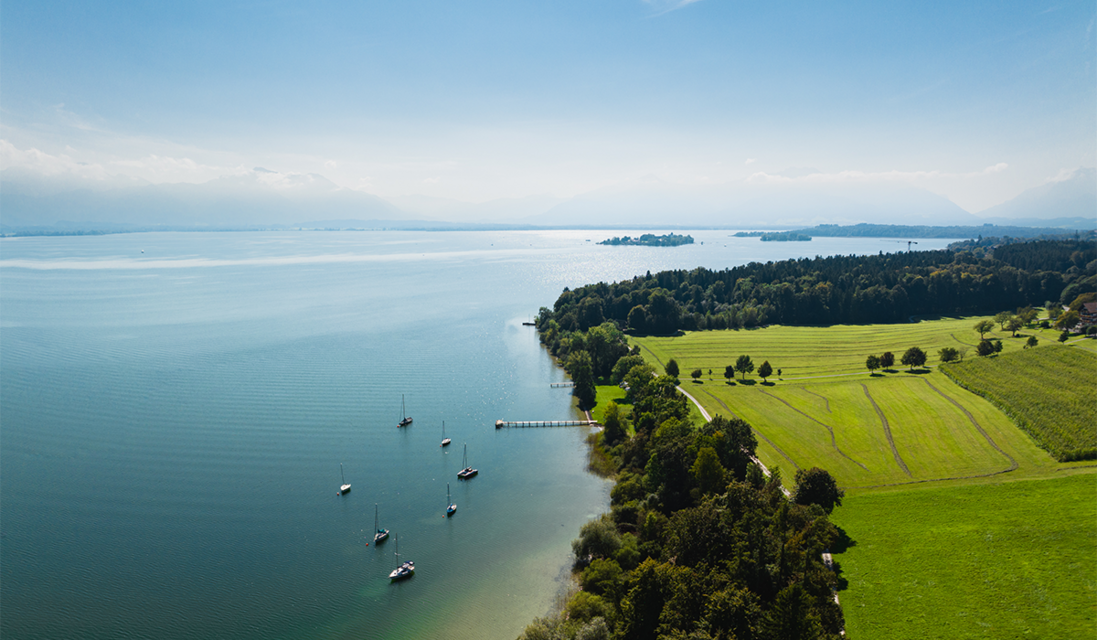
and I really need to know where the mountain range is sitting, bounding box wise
[2,165,1093,232]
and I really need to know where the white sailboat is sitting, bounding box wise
[388,534,414,581]
[457,443,478,479]
[338,463,351,495]
[440,420,451,447]
[446,483,457,516]
[373,503,389,544]
[398,394,412,428]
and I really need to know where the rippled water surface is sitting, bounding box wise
[0,230,955,638]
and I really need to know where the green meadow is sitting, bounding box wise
[628,317,1096,638]
[830,474,1097,640]
[633,319,1094,489]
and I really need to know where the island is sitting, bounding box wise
[597,233,694,247]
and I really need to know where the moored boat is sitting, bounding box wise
[457,443,478,479]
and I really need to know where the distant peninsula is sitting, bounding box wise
[598,233,694,246]
[793,223,1085,239]
[733,231,812,241]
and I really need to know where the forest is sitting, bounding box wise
[519,352,847,640]
[536,239,1096,337]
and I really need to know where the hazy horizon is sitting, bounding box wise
[2,1,1095,226]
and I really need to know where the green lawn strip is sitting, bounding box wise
[590,384,630,424]
[831,474,1097,640]
[634,316,1075,381]
[940,347,1097,460]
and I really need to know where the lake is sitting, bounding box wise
[0,229,956,639]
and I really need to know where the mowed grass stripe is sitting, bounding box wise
[941,347,1097,460]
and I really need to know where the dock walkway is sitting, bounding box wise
[495,420,592,429]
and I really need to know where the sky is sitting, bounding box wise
[1,0,1094,213]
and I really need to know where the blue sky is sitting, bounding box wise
[2,0,1094,211]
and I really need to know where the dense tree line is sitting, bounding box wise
[520,344,846,640]
[536,240,1096,336]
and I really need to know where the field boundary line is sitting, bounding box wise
[861,383,911,477]
[921,378,1017,472]
[756,388,869,471]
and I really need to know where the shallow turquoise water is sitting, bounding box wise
[0,230,955,639]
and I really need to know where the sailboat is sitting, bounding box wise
[373,504,389,544]
[440,420,451,447]
[398,394,413,428]
[338,463,351,495]
[457,443,478,479]
[388,534,414,581]
[446,483,457,516]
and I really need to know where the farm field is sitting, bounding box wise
[632,319,1095,490]
[830,474,1097,640]
[941,347,1097,461]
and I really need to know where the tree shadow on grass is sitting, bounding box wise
[868,372,884,377]
[760,381,775,386]
[902,368,932,375]
[690,380,704,385]
[739,379,757,386]
[725,380,737,386]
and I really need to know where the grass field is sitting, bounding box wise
[633,318,1094,489]
[830,474,1097,640]
[629,317,1096,639]
[941,348,1097,461]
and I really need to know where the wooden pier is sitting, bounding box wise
[549,382,575,388]
[495,420,592,429]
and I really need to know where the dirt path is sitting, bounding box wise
[861,383,911,477]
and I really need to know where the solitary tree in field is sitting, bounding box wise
[1058,330,1071,342]
[976,339,996,356]
[993,339,1003,353]
[690,368,702,381]
[665,359,679,378]
[758,360,773,382]
[866,354,881,374]
[1025,336,1039,349]
[901,346,927,370]
[974,319,995,339]
[1005,315,1024,336]
[880,351,895,370]
[1017,306,1038,326]
[735,354,754,380]
[993,311,1012,330]
[777,368,782,378]
[938,347,959,363]
[724,365,735,383]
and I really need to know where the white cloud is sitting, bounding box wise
[744,158,756,165]
[0,139,111,180]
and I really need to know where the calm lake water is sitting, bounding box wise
[0,230,955,639]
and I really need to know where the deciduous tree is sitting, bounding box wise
[938,347,959,363]
[602,401,626,445]
[974,319,995,339]
[865,354,880,374]
[758,360,773,382]
[880,351,895,370]
[724,365,735,383]
[900,346,927,370]
[665,358,679,378]
[734,354,754,380]
[793,467,844,514]
[977,339,996,356]
[1025,336,1039,349]
[1005,315,1024,336]
[993,311,1012,330]
[690,368,702,381]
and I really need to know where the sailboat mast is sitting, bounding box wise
[340,463,345,485]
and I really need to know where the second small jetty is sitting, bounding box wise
[495,420,592,429]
